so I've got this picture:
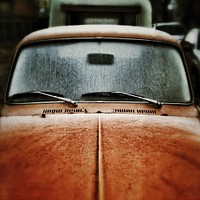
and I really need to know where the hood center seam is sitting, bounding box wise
[98,114,104,200]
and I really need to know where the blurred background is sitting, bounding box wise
[1,0,200,99]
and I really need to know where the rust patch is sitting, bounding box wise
[0,115,98,200]
[100,115,200,200]
[0,114,200,199]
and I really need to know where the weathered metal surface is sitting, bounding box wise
[0,115,98,200]
[0,113,200,199]
[101,115,200,200]
[19,25,179,48]
[1,103,198,118]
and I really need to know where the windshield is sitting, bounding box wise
[8,39,191,103]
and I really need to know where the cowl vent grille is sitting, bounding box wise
[113,109,135,113]
[65,109,85,113]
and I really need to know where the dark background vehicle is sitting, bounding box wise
[184,28,200,60]
[155,21,186,41]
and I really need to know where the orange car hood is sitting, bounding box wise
[0,114,200,200]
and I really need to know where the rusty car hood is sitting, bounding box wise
[0,112,200,200]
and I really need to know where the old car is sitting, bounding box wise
[0,25,200,200]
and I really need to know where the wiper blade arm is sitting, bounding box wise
[111,91,162,108]
[82,91,162,108]
[9,91,78,107]
[32,91,78,107]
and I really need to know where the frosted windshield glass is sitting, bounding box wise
[8,40,191,103]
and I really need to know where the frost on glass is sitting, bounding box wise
[9,40,191,103]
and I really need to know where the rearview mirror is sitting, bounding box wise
[87,53,114,65]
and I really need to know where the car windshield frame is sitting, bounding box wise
[6,37,193,105]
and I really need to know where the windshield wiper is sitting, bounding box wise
[111,92,163,108]
[8,91,78,107]
[82,91,163,108]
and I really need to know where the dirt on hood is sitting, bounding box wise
[0,114,200,200]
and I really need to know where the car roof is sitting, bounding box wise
[19,25,179,47]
